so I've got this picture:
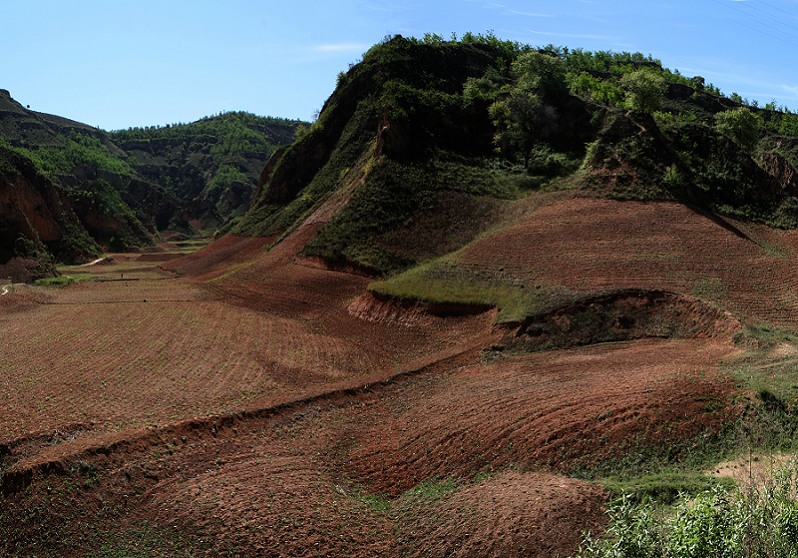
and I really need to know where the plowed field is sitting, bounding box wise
[0,197,766,557]
[459,196,798,327]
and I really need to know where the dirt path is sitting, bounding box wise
[80,257,109,267]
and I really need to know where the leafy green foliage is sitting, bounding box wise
[6,132,133,178]
[66,179,152,251]
[303,153,523,275]
[111,111,297,144]
[469,51,568,167]
[715,107,762,152]
[568,71,625,106]
[111,111,301,230]
[512,51,568,101]
[575,462,798,558]
[240,35,798,280]
[621,69,667,113]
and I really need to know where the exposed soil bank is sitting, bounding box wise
[503,288,742,351]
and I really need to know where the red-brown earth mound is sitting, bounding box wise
[0,196,767,557]
[395,471,607,558]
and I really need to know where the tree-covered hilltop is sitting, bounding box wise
[111,112,302,230]
[0,87,301,273]
[0,85,302,265]
[237,33,798,276]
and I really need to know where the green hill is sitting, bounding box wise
[236,34,798,277]
[110,111,301,232]
[0,88,301,274]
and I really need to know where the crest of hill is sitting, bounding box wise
[110,111,303,231]
[234,34,798,278]
[0,89,301,274]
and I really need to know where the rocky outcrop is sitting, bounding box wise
[758,151,798,193]
[0,147,98,279]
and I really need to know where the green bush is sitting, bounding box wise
[575,460,798,557]
[715,107,762,153]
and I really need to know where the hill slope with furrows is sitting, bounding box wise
[10,35,798,557]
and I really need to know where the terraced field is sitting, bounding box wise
[3,195,795,557]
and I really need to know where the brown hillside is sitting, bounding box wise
[458,195,798,328]
[0,193,756,557]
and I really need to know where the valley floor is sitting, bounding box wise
[2,195,795,556]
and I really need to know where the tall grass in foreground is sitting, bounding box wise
[574,460,798,558]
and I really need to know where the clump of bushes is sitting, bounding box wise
[575,460,798,557]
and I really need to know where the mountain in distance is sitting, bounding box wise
[0,88,302,279]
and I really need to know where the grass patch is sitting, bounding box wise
[727,324,798,406]
[601,471,735,505]
[83,522,218,558]
[369,257,569,323]
[34,273,96,287]
[397,477,460,503]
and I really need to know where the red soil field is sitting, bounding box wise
[0,233,493,469]
[459,195,798,328]
[0,196,761,557]
[339,337,740,494]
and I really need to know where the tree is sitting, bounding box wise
[486,52,565,168]
[714,107,762,152]
[489,91,554,168]
[690,75,706,90]
[620,69,666,113]
[511,51,567,102]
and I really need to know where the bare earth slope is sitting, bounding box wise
[459,195,798,328]
[1,195,778,557]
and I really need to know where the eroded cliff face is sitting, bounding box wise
[758,151,798,193]
[0,147,98,280]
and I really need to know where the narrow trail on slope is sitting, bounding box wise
[80,257,109,267]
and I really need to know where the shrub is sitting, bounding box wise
[575,460,798,557]
[715,107,762,153]
[621,69,666,113]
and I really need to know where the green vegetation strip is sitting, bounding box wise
[369,257,568,323]
[34,273,97,287]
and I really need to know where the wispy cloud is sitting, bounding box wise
[526,29,620,42]
[310,43,370,53]
[505,9,556,17]
[781,84,798,96]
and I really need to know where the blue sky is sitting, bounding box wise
[4,0,798,130]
